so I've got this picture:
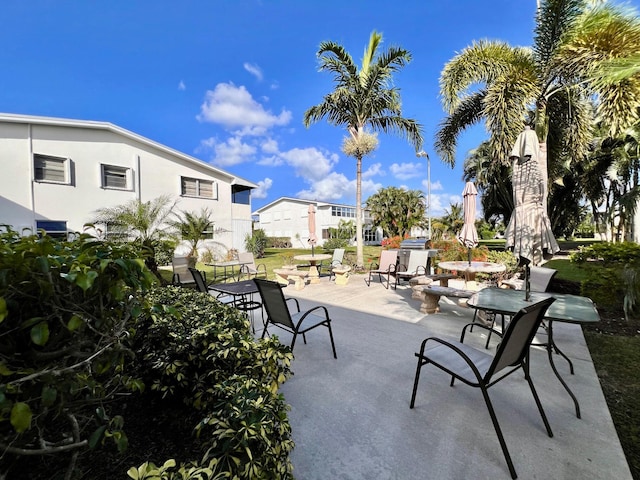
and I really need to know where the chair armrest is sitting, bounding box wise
[285,297,300,312]
[417,336,484,382]
[295,305,330,329]
[460,322,502,342]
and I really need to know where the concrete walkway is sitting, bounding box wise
[255,274,632,480]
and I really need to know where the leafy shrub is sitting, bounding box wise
[570,242,638,317]
[267,237,292,248]
[155,239,177,266]
[323,237,349,250]
[381,235,404,249]
[245,229,268,257]
[0,228,155,479]
[430,239,489,264]
[130,286,294,479]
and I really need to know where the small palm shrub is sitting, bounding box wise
[245,229,268,258]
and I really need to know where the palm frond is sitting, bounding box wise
[439,40,533,113]
[435,91,486,167]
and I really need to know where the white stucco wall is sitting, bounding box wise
[0,115,255,254]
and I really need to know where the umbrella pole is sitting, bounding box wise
[467,247,472,266]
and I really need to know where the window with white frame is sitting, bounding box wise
[34,154,69,184]
[36,220,67,239]
[181,177,217,199]
[101,164,130,189]
[331,205,356,218]
[364,228,378,242]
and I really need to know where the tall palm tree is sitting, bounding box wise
[436,0,640,226]
[304,30,423,268]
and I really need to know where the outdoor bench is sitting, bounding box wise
[416,285,475,314]
[273,268,309,290]
[425,273,457,287]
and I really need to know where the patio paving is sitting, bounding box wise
[255,274,632,479]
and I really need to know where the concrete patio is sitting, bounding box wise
[253,274,632,479]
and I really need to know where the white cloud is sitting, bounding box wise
[389,162,422,180]
[197,83,292,133]
[362,162,383,179]
[421,179,444,191]
[178,80,186,91]
[261,138,279,154]
[243,62,263,81]
[197,135,257,167]
[252,178,272,199]
[297,172,351,201]
[279,147,337,181]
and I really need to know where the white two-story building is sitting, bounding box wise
[253,197,382,247]
[0,113,256,258]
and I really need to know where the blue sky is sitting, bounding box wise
[2,1,637,216]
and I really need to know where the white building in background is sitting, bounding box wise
[253,197,382,247]
[0,113,256,259]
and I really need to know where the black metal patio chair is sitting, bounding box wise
[254,278,337,358]
[410,297,556,479]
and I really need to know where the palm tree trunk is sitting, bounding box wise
[356,154,364,268]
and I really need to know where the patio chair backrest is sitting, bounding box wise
[172,256,194,284]
[489,297,555,378]
[529,266,557,292]
[332,248,345,265]
[188,267,208,293]
[404,250,429,274]
[378,250,398,271]
[253,278,295,329]
[237,251,256,270]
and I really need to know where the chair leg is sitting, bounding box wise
[480,387,518,479]
[524,358,553,438]
[410,358,427,408]
[326,322,337,359]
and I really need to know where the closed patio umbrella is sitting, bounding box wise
[457,181,479,265]
[504,126,560,300]
[308,204,317,255]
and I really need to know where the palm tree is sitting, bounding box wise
[166,208,215,261]
[463,141,514,224]
[304,30,423,268]
[93,194,177,282]
[366,186,426,238]
[436,0,640,226]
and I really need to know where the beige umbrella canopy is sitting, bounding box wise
[308,204,317,255]
[457,181,479,265]
[504,126,560,299]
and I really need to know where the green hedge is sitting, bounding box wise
[129,287,295,479]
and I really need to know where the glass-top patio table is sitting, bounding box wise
[206,260,252,282]
[467,287,600,418]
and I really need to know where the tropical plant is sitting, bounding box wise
[166,208,214,260]
[366,186,426,238]
[436,0,640,234]
[463,141,514,225]
[438,203,465,238]
[0,228,155,479]
[304,30,423,268]
[245,228,268,258]
[93,195,177,281]
[130,286,294,479]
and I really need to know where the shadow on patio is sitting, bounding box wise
[255,275,632,479]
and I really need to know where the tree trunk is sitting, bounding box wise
[356,154,364,268]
